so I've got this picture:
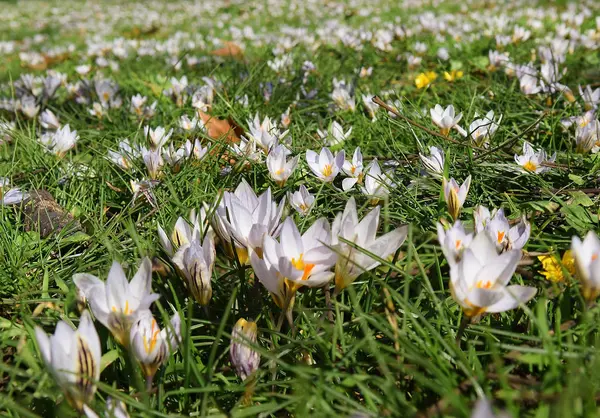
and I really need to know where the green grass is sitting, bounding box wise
[1,0,600,417]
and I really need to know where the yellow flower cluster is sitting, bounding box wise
[538,250,575,282]
[415,71,437,89]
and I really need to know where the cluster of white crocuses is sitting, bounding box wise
[34,258,180,414]
[157,179,407,320]
[37,109,79,157]
[107,122,207,179]
[437,205,535,319]
[306,146,394,201]
[430,104,502,148]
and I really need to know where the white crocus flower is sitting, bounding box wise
[332,197,408,293]
[162,143,187,170]
[246,113,288,152]
[449,233,537,319]
[180,115,199,131]
[184,138,208,161]
[266,144,299,186]
[220,181,285,265]
[437,221,474,264]
[130,94,147,117]
[360,159,393,203]
[0,179,27,205]
[130,310,181,386]
[39,109,60,130]
[575,119,599,154]
[484,209,530,252]
[519,74,542,95]
[571,231,600,303]
[430,104,464,136]
[514,141,556,173]
[158,216,201,257]
[306,147,345,182]
[172,234,216,306]
[34,311,101,412]
[342,147,364,191]
[251,217,336,311]
[362,94,379,120]
[107,139,139,171]
[419,146,444,177]
[473,205,491,233]
[442,176,471,221]
[84,397,130,418]
[579,85,600,111]
[288,185,314,216]
[73,258,159,347]
[331,79,356,112]
[317,121,352,147]
[39,124,79,157]
[232,136,262,163]
[469,111,502,148]
[142,148,164,179]
[144,126,173,149]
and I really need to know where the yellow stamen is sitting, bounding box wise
[523,161,537,172]
[322,164,333,177]
[497,231,505,244]
[455,239,462,250]
[476,280,493,289]
[291,253,315,281]
[143,319,160,354]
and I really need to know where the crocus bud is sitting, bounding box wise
[230,318,260,381]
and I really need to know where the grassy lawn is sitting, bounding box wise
[1,0,600,417]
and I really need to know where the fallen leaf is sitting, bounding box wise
[197,110,241,144]
[210,41,244,59]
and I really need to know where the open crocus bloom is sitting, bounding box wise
[251,217,336,310]
[437,221,474,264]
[35,311,101,412]
[130,309,181,385]
[266,143,299,186]
[514,141,555,173]
[430,104,463,136]
[469,110,502,148]
[449,233,536,319]
[332,197,408,293]
[288,185,314,216]
[484,208,530,252]
[246,113,288,152]
[219,180,285,264]
[306,147,345,182]
[571,231,600,302]
[73,258,160,346]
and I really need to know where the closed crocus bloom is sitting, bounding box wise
[306,147,345,182]
[251,217,336,310]
[449,233,536,319]
[579,85,600,111]
[144,126,173,149]
[419,146,444,177]
[73,258,159,347]
[430,104,463,136]
[470,398,511,418]
[130,310,181,386]
[142,148,164,179]
[571,231,600,302]
[39,109,60,130]
[442,176,471,221]
[35,311,101,412]
[332,198,408,294]
[360,159,393,203]
[158,216,200,257]
[39,124,79,157]
[575,119,599,154]
[246,113,288,152]
[172,234,215,306]
[318,121,352,147]
[342,147,364,191]
[230,318,260,381]
[266,144,299,186]
[437,221,473,264]
[473,205,491,233]
[288,185,314,216]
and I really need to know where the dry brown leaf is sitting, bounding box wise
[209,41,244,58]
[197,110,241,144]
